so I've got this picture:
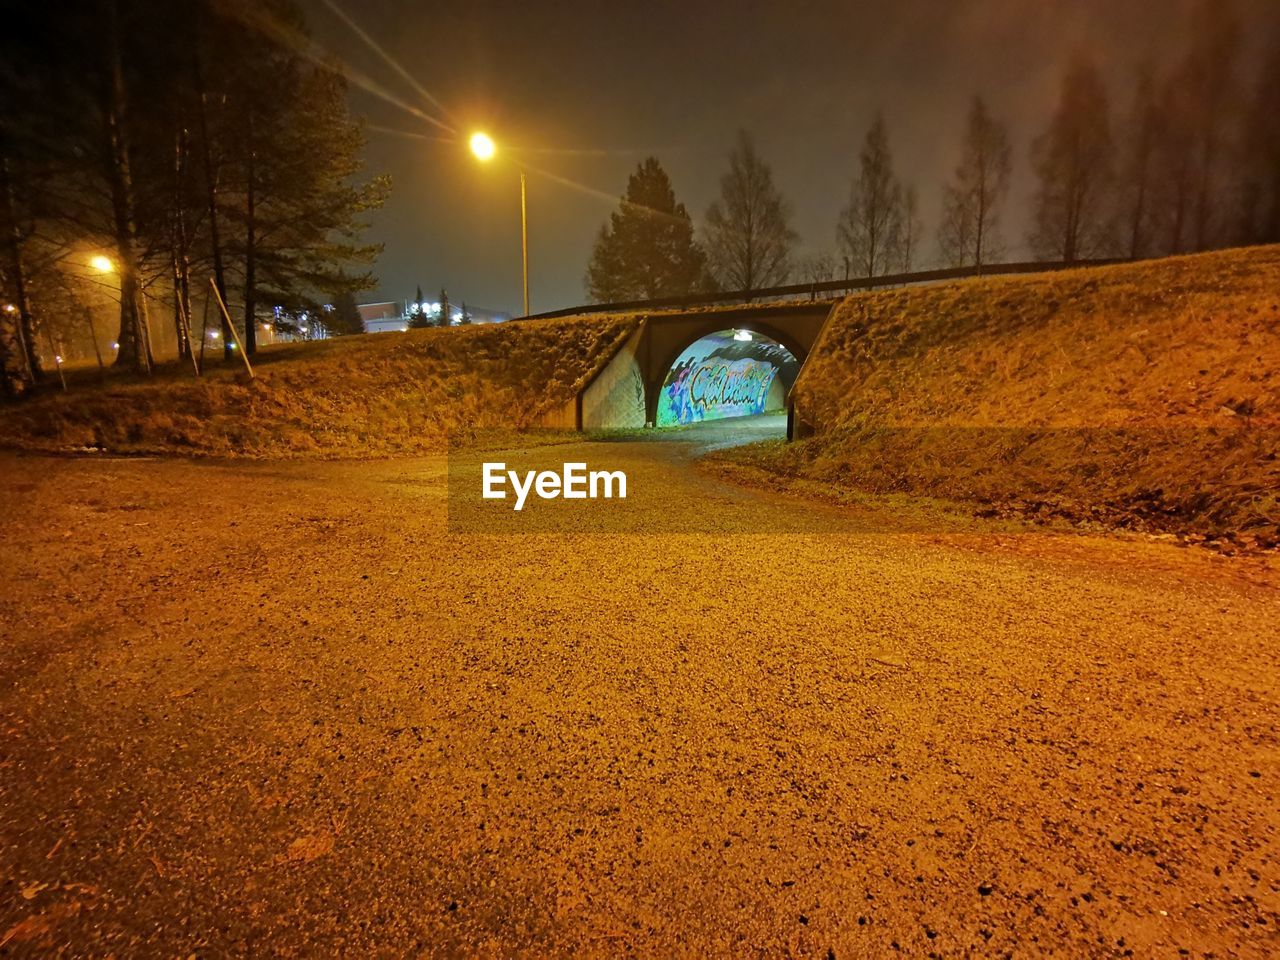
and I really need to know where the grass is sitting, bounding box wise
[715,246,1280,544]
[4,247,1278,545]
[0,315,640,458]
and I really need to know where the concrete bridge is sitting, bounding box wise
[538,300,835,434]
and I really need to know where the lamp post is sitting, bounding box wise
[470,132,529,317]
[87,255,115,379]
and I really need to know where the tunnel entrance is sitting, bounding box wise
[655,328,798,428]
[572,303,828,434]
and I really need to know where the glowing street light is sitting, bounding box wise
[469,131,496,162]
[733,329,753,341]
[90,255,115,274]
[469,131,529,317]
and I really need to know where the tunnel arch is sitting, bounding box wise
[567,302,832,432]
[645,320,807,426]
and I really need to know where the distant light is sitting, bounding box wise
[228,342,237,350]
[470,131,496,162]
[3,303,15,313]
[54,355,63,364]
[111,341,119,349]
[299,325,308,332]
[401,326,409,332]
[261,323,272,332]
[733,329,753,341]
[90,255,114,274]
[209,330,220,339]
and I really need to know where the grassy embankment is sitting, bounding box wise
[0,314,639,458]
[708,246,1280,545]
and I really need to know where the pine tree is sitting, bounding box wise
[220,11,388,356]
[0,0,387,383]
[407,284,430,327]
[703,131,796,293]
[585,158,708,302]
[328,290,364,335]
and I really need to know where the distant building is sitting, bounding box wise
[358,299,511,333]
[358,302,407,333]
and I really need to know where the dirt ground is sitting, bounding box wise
[1,420,1278,957]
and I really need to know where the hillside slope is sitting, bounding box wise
[0,314,639,457]
[719,246,1280,543]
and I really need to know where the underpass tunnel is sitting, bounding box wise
[650,327,800,433]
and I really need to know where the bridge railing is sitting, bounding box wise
[520,257,1130,322]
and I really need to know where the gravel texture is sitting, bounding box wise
[1,425,1277,956]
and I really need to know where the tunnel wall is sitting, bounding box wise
[535,399,578,430]
[656,345,784,426]
[556,303,833,431]
[582,324,647,430]
[766,375,786,411]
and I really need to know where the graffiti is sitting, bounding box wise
[657,330,789,425]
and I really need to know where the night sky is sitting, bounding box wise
[299,0,1277,315]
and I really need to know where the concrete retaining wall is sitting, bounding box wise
[582,324,646,430]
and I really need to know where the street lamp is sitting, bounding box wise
[469,131,495,161]
[90,255,114,274]
[470,131,529,317]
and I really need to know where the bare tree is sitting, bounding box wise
[1150,64,1197,254]
[1185,0,1241,251]
[895,185,922,272]
[1028,56,1115,262]
[796,252,836,296]
[1116,64,1160,259]
[938,96,1011,269]
[1146,1,1243,254]
[1237,24,1280,244]
[101,0,152,373]
[703,131,796,293]
[837,114,903,277]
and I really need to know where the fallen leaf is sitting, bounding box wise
[19,882,48,901]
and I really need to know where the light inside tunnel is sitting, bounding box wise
[657,329,798,426]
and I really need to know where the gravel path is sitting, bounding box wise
[1,428,1277,957]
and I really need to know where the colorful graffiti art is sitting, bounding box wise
[657,331,790,425]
